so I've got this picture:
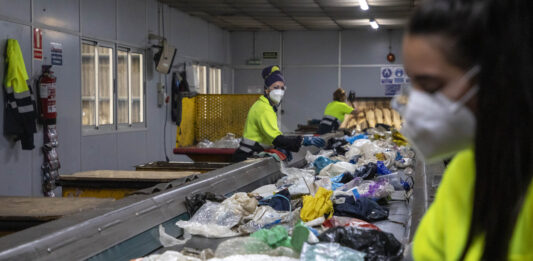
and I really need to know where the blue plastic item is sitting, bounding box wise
[376,161,391,175]
[345,134,369,144]
[313,156,336,173]
[395,152,403,161]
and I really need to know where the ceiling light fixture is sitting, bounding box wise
[369,19,379,29]
[359,0,369,11]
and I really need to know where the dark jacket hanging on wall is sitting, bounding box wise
[3,39,36,150]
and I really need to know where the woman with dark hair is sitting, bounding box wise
[398,0,533,259]
[316,88,358,134]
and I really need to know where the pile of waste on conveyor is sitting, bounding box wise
[135,126,415,261]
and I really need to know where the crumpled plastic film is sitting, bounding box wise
[214,237,298,259]
[276,166,316,196]
[353,180,395,199]
[313,157,337,173]
[185,192,226,217]
[318,162,356,178]
[300,187,334,222]
[196,139,214,148]
[213,133,241,148]
[300,242,366,261]
[239,206,301,234]
[221,192,258,216]
[305,150,334,165]
[135,250,202,261]
[251,226,292,249]
[250,184,278,198]
[158,225,191,247]
[176,201,242,238]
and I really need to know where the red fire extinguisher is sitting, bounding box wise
[38,65,57,124]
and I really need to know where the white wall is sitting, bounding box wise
[231,29,404,132]
[0,0,231,196]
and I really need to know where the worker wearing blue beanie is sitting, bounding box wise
[233,65,326,162]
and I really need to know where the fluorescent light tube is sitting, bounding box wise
[369,19,379,29]
[359,0,369,10]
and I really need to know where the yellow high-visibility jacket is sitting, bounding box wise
[413,148,533,260]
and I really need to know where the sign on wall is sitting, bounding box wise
[50,42,63,66]
[263,52,278,59]
[381,66,410,96]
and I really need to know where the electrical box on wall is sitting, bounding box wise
[154,41,176,74]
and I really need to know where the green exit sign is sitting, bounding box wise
[263,52,278,59]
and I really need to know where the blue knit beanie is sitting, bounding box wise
[262,65,284,88]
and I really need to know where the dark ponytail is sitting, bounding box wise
[408,0,533,259]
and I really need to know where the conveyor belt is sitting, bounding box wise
[0,145,317,260]
[0,133,425,260]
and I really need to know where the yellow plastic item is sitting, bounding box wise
[392,130,408,146]
[300,187,334,222]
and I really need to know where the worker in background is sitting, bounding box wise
[316,88,357,134]
[399,0,533,260]
[232,65,325,162]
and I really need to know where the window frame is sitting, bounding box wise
[81,39,146,136]
[116,46,146,130]
[81,40,116,133]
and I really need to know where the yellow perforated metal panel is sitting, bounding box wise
[195,94,260,142]
[175,94,261,147]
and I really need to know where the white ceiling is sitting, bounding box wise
[159,0,419,31]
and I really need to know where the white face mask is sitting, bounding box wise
[269,89,285,104]
[398,66,480,163]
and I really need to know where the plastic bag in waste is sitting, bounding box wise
[133,250,201,261]
[345,134,369,144]
[300,187,334,222]
[332,195,388,222]
[313,156,337,173]
[222,192,258,216]
[300,242,366,261]
[353,162,378,180]
[322,216,380,231]
[214,237,298,259]
[196,139,214,148]
[251,225,292,249]
[375,171,414,191]
[158,225,191,247]
[250,184,278,198]
[213,133,241,148]
[306,150,335,166]
[277,166,316,196]
[239,206,300,234]
[317,226,403,260]
[353,179,395,199]
[319,162,356,178]
[176,201,242,238]
[185,192,226,216]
